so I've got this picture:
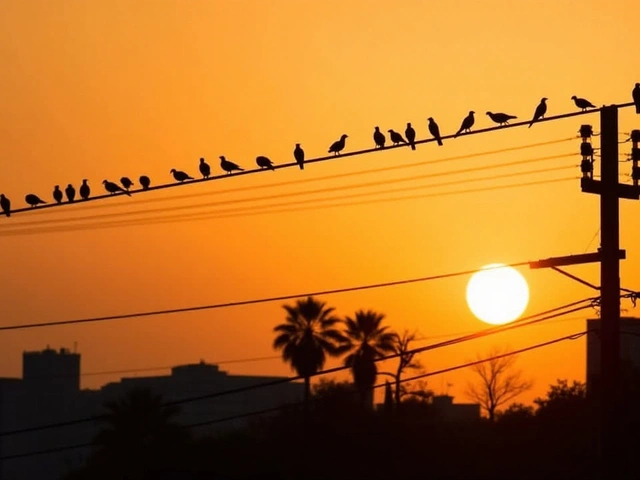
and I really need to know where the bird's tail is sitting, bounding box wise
[437,139,443,146]
[4,212,9,218]
[299,164,304,170]
[410,143,416,151]
[454,130,461,138]
[636,105,640,114]
[124,190,131,197]
[528,120,534,128]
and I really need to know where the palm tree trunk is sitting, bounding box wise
[303,376,311,411]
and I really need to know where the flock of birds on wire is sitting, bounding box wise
[2,86,640,218]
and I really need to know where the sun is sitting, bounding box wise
[466,263,530,325]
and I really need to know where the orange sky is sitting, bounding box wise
[0,0,639,409]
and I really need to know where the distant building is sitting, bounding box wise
[431,395,481,422]
[586,316,640,395]
[0,348,304,480]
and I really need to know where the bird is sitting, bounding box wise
[53,185,63,204]
[256,156,275,170]
[65,184,75,202]
[294,144,305,170]
[486,111,517,126]
[405,123,416,150]
[528,98,548,128]
[388,129,407,146]
[219,156,244,174]
[428,117,443,146]
[120,177,134,190]
[454,111,475,137]
[25,194,47,207]
[373,127,386,148]
[170,169,194,183]
[328,134,348,155]
[139,175,151,190]
[633,83,640,114]
[103,180,131,196]
[571,96,596,112]
[0,194,10,217]
[199,158,211,178]
[79,179,90,200]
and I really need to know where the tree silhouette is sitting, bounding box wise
[465,347,533,421]
[390,329,423,406]
[273,296,345,407]
[339,309,396,408]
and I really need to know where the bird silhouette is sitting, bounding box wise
[633,83,640,114]
[528,98,548,128]
[428,117,443,146]
[79,179,90,200]
[571,96,596,112]
[388,129,407,146]
[454,111,475,138]
[294,144,305,170]
[25,194,47,207]
[373,127,386,148]
[256,156,275,170]
[405,123,416,150]
[219,156,244,174]
[328,134,348,155]
[0,194,10,217]
[65,184,75,202]
[139,175,151,190]
[486,111,517,126]
[120,177,134,190]
[170,169,194,183]
[103,180,131,196]
[199,158,211,178]
[53,185,63,204]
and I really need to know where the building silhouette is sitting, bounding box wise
[0,347,304,480]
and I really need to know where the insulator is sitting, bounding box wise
[581,159,593,174]
[631,130,640,143]
[632,147,640,162]
[581,142,594,157]
[579,125,593,139]
[632,166,640,181]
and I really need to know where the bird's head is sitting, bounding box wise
[571,95,577,100]
[407,122,411,126]
[469,111,475,115]
[102,180,108,185]
[375,126,380,131]
[485,111,492,115]
[636,83,640,88]
[428,117,433,121]
[67,184,73,188]
[542,97,548,102]
[387,129,393,133]
[219,156,226,160]
[200,158,205,162]
[82,179,88,183]
[341,134,348,139]
[54,185,59,189]
[295,143,300,147]
[170,169,176,173]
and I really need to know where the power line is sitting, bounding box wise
[0,156,576,233]
[0,297,595,438]
[4,101,634,217]
[7,137,577,219]
[0,329,589,460]
[0,261,535,332]
[0,177,578,237]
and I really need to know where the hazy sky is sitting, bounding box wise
[0,0,638,407]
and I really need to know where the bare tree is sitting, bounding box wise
[379,329,424,406]
[465,346,533,421]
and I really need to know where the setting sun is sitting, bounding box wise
[466,264,530,325]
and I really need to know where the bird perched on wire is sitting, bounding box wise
[199,158,211,179]
[120,177,134,191]
[220,156,244,174]
[103,180,131,197]
[528,97,547,128]
[79,179,90,200]
[571,96,596,112]
[294,144,305,170]
[65,184,75,202]
[53,185,63,204]
[373,127,386,149]
[170,169,194,183]
[0,194,10,217]
[328,134,348,155]
[388,129,407,146]
[632,83,639,114]
[139,175,151,190]
[454,111,475,138]
[486,111,517,126]
[25,194,47,207]
[428,117,443,146]
[405,123,416,150]
[256,156,275,170]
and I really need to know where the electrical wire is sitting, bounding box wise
[0,329,589,460]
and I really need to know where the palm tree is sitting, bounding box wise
[340,309,397,408]
[273,296,345,407]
